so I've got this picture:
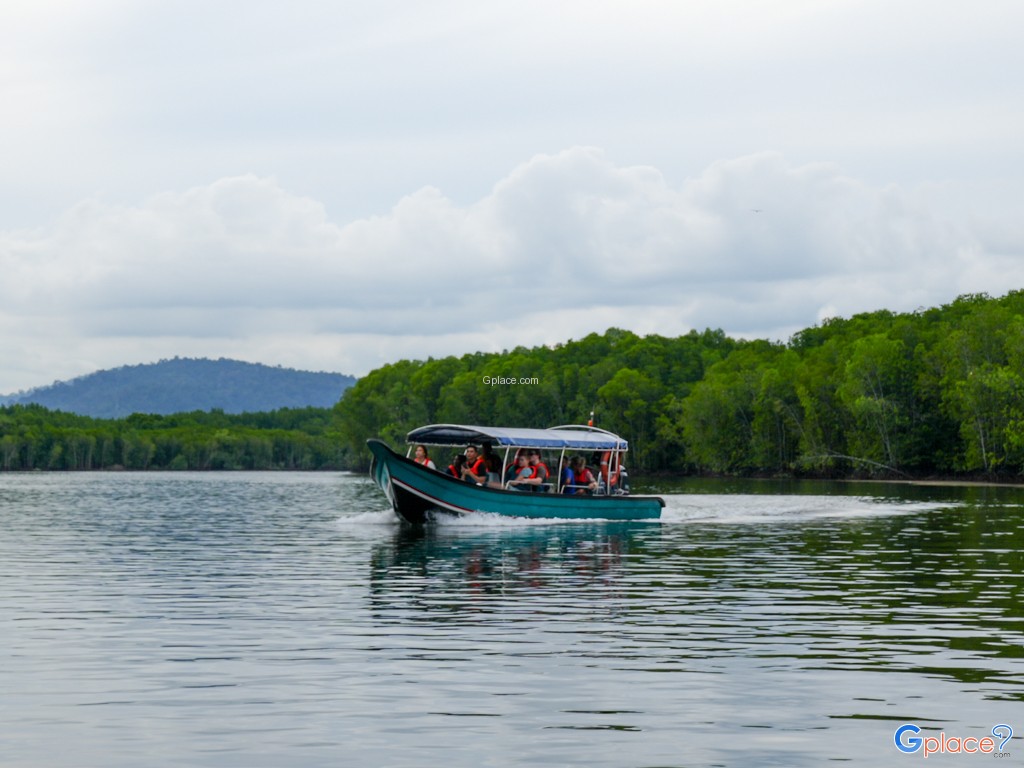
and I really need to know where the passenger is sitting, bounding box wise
[481,443,498,466]
[483,452,503,488]
[447,454,466,479]
[570,455,599,494]
[509,450,549,491]
[460,445,488,485]
[560,456,580,494]
[413,444,436,470]
[503,450,524,485]
[505,453,533,490]
[527,451,550,492]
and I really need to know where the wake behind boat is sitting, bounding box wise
[367,424,665,524]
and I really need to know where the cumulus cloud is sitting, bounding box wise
[1,148,1021,392]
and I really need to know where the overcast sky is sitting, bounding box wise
[2,0,1022,393]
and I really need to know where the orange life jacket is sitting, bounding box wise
[599,452,620,487]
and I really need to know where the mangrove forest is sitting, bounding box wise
[4,291,1024,480]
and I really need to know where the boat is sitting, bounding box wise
[367,423,665,524]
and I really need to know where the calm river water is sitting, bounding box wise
[1,472,1021,767]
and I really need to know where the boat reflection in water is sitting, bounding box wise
[368,522,658,618]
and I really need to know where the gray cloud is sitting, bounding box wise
[2,148,1019,391]
[4,1,1021,230]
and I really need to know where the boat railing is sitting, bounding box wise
[504,482,555,493]
[561,484,599,494]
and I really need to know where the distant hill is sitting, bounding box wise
[0,358,356,418]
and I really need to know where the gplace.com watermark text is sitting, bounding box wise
[482,375,539,386]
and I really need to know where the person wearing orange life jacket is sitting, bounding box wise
[503,449,531,484]
[460,445,488,485]
[562,455,598,495]
[506,453,533,490]
[527,451,550,492]
[508,450,550,491]
[447,454,466,479]
[573,456,598,493]
[413,444,436,470]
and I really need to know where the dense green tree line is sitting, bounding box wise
[6,291,1024,478]
[677,291,1024,477]
[0,405,346,471]
[336,291,1024,478]
[335,327,737,472]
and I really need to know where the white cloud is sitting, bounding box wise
[1,0,1022,401]
[3,1,1022,230]
[2,148,1021,393]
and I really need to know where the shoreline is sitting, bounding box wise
[849,477,1024,490]
[4,468,1024,491]
[643,471,1024,491]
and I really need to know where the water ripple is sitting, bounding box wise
[1,472,1021,767]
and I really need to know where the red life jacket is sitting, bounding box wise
[528,462,552,481]
[467,457,486,477]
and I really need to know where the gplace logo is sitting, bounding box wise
[894,723,1013,758]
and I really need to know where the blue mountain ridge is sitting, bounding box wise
[0,358,356,418]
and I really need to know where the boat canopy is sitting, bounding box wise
[406,424,628,452]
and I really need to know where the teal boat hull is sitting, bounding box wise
[367,439,664,524]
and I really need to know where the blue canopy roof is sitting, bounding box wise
[406,424,629,451]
